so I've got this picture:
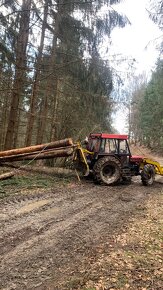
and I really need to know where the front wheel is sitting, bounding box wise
[141,164,155,186]
[93,156,121,185]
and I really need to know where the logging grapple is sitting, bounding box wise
[73,133,163,186]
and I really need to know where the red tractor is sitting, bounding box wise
[74,133,158,185]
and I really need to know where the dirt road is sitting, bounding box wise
[0,168,162,290]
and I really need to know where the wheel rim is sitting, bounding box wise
[101,163,119,184]
[102,165,115,177]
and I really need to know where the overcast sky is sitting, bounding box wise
[111,0,162,74]
[109,0,162,133]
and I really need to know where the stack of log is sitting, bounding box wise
[0,138,74,164]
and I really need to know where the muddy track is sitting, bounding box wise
[0,177,163,290]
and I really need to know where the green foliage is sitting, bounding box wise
[131,59,163,150]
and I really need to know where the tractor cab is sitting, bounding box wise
[87,133,131,166]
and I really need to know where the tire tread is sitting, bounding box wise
[93,156,121,185]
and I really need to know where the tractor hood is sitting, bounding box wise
[130,155,144,163]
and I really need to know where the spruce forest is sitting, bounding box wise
[0,0,128,150]
[0,0,162,151]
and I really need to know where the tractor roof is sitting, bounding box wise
[90,133,128,140]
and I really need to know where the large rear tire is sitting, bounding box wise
[141,164,155,186]
[93,156,121,185]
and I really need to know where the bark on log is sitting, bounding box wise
[0,138,73,158]
[0,146,74,162]
[0,171,15,180]
[0,148,74,162]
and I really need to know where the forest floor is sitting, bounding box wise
[0,147,162,290]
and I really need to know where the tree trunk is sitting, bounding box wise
[0,146,74,162]
[13,108,21,148]
[36,98,43,144]
[0,148,74,162]
[1,83,11,150]
[36,1,64,143]
[50,79,59,141]
[36,96,48,144]
[25,2,48,146]
[4,0,32,149]
[0,138,73,157]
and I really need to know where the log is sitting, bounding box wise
[0,148,74,162]
[0,138,73,158]
[0,171,15,180]
[0,146,74,162]
[1,164,75,177]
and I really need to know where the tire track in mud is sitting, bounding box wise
[0,187,86,225]
[0,184,118,258]
[0,197,101,255]
[0,183,120,228]
[1,200,104,261]
[0,185,102,253]
[0,193,107,289]
[0,180,162,290]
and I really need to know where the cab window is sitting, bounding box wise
[105,139,118,153]
[100,139,105,152]
[119,140,129,154]
[89,138,100,152]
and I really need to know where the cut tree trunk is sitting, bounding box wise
[0,146,74,162]
[0,148,74,162]
[0,138,73,158]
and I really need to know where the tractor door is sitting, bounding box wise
[118,139,131,165]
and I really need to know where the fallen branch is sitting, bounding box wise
[0,171,15,180]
